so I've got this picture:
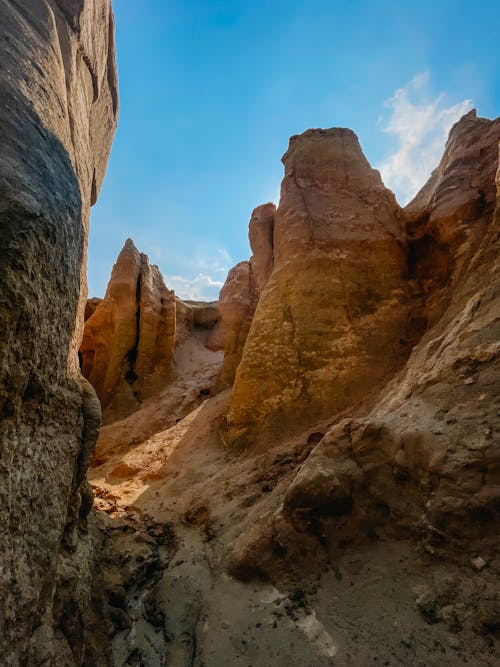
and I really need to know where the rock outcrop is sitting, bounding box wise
[0,0,117,662]
[227,112,500,578]
[406,109,500,326]
[217,260,259,388]
[80,239,176,422]
[216,204,275,388]
[224,128,409,447]
[248,202,276,291]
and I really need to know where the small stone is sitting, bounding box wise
[448,636,460,650]
[471,556,487,571]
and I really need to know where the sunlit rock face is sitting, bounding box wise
[81,239,177,422]
[227,112,500,578]
[217,260,260,388]
[224,128,409,447]
[217,204,276,389]
[0,0,117,662]
[248,202,276,291]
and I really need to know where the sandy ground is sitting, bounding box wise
[90,333,499,666]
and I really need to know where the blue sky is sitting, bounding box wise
[88,0,500,300]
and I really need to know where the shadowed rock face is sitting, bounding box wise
[224,128,409,447]
[406,109,500,325]
[0,0,117,661]
[81,239,177,422]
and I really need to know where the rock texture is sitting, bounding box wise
[83,112,499,667]
[227,112,500,578]
[217,260,259,388]
[248,202,276,291]
[224,128,409,446]
[0,0,118,662]
[81,239,176,422]
[216,204,275,388]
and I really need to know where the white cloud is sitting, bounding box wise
[165,247,233,301]
[377,72,473,205]
[166,273,225,301]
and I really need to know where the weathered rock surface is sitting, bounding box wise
[406,109,500,325]
[217,259,260,388]
[224,128,409,446]
[227,112,500,578]
[81,244,225,427]
[0,0,117,662]
[80,239,176,422]
[249,202,276,291]
[215,204,275,389]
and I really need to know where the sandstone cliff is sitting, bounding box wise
[81,239,177,422]
[227,111,500,580]
[83,114,499,666]
[0,0,117,662]
[216,204,275,388]
[217,260,259,387]
[224,128,410,446]
[81,240,224,432]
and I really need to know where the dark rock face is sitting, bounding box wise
[0,0,117,662]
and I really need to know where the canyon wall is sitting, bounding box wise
[227,112,500,578]
[81,240,223,426]
[0,0,118,662]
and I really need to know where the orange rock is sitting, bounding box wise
[224,128,409,447]
[80,239,176,421]
[248,203,276,291]
[217,260,259,388]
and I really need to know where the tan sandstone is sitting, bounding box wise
[81,239,176,422]
[224,128,409,447]
[227,111,500,577]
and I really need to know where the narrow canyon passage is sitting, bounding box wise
[1,3,499,665]
[86,335,498,666]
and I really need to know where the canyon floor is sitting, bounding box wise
[89,333,498,666]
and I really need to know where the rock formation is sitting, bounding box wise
[248,202,276,291]
[217,260,259,388]
[227,111,500,579]
[1,2,498,657]
[216,203,275,388]
[80,239,176,421]
[0,0,118,662]
[224,128,410,447]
